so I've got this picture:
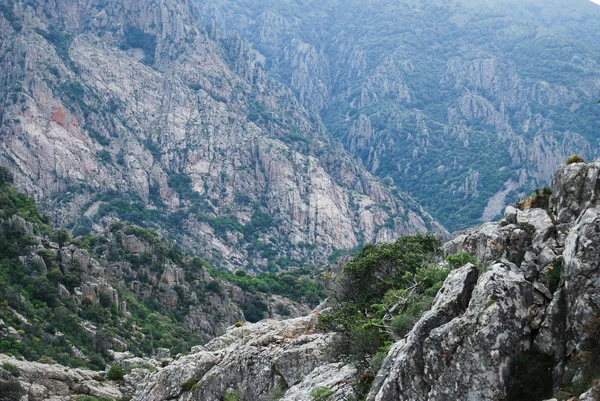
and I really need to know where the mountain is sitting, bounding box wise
[2,158,599,401]
[0,0,446,273]
[196,0,600,231]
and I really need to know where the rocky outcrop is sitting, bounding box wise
[0,354,123,401]
[129,161,600,401]
[133,314,356,401]
[370,261,547,401]
[367,159,600,400]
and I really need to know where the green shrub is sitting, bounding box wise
[566,154,586,165]
[75,397,116,401]
[106,365,125,381]
[223,390,242,401]
[276,303,291,316]
[371,344,391,374]
[390,313,419,337]
[98,150,112,164]
[505,345,553,401]
[0,380,25,401]
[205,280,223,294]
[181,377,198,392]
[445,252,477,269]
[99,292,113,308]
[122,27,156,65]
[0,166,13,186]
[310,386,334,401]
[516,187,552,211]
[543,259,562,293]
[1,362,20,377]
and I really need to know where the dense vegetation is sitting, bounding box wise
[0,177,323,369]
[121,27,156,65]
[0,188,201,369]
[318,234,476,395]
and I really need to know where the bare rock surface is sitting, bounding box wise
[133,314,344,401]
[368,159,600,401]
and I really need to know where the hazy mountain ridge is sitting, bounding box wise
[0,0,446,272]
[197,0,600,231]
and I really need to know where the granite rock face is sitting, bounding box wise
[133,314,356,401]
[0,0,446,272]
[368,159,600,400]
[0,354,123,401]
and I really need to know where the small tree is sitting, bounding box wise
[106,365,125,381]
[0,166,13,186]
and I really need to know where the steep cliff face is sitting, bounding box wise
[0,0,445,272]
[197,0,600,232]
[367,159,600,400]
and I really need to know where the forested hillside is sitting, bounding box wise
[0,168,322,370]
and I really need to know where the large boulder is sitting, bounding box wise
[134,314,343,401]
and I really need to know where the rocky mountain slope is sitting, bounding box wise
[197,0,600,231]
[3,158,595,401]
[123,161,600,401]
[363,158,600,400]
[0,0,445,272]
[99,159,595,401]
[0,174,323,380]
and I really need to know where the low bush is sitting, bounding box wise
[1,362,19,378]
[106,365,125,381]
[223,390,242,401]
[0,380,25,401]
[445,252,477,269]
[0,166,13,186]
[310,386,334,401]
[516,187,552,211]
[566,154,586,165]
[181,378,198,392]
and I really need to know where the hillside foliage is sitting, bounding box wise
[318,234,476,394]
[0,181,323,369]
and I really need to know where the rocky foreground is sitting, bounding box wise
[2,159,600,400]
